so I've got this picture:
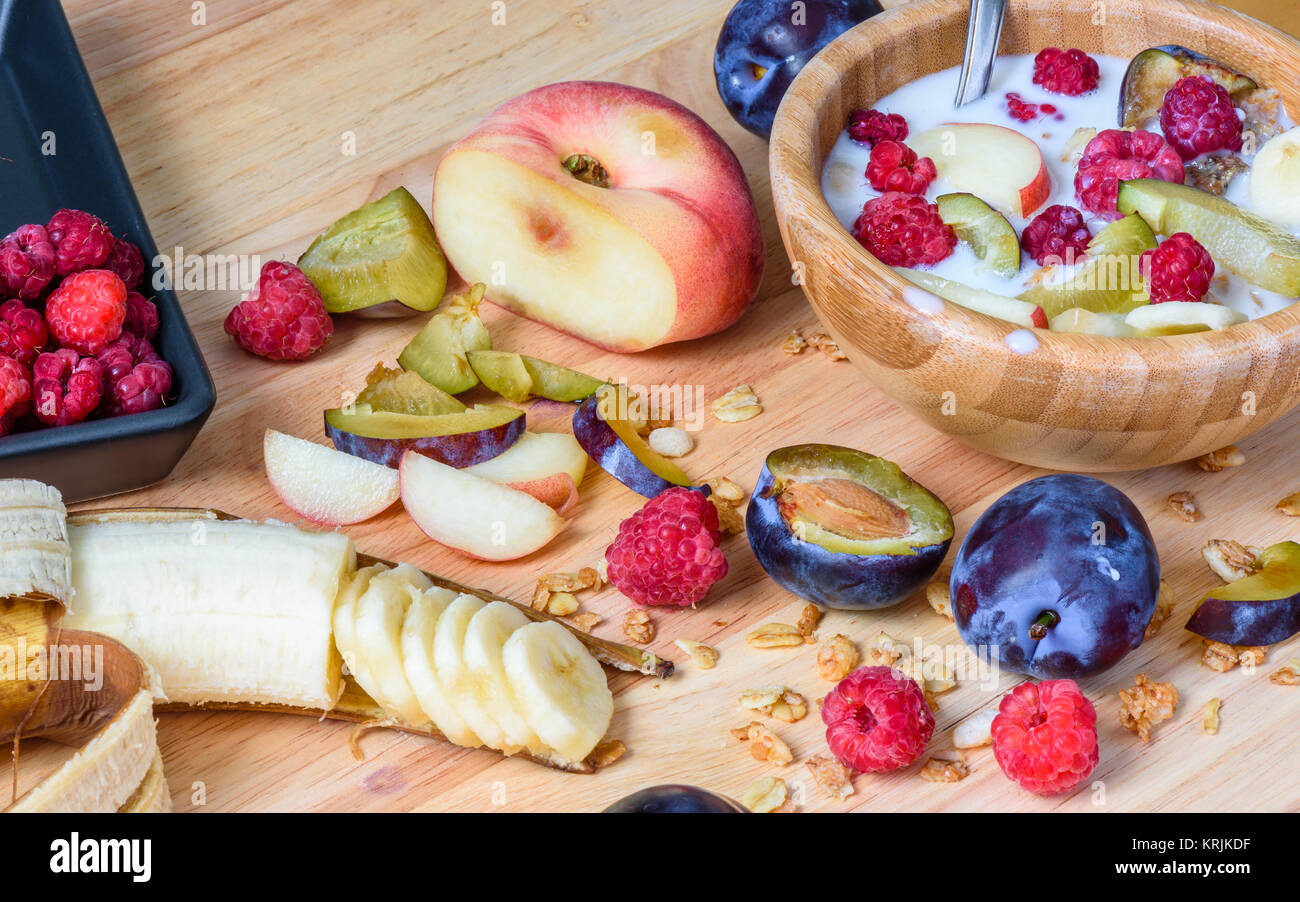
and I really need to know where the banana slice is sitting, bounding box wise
[332,564,384,699]
[434,594,520,753]
[1249,126,1300,228]
[353,563,432,726]
[502,621,613,764]
[462,602,548,754]
[401,586,481,747]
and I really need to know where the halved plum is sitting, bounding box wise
[1119,46,1256,128]
[745,444,952,611]
[325,403,524,468]
[572,383,699,498]
[1186,541,1300,646]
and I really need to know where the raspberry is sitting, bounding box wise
[848,109,908,147]
[822,666,934,773]
[44,270,127,355]
[103,237,146,289]
[866,140,937,195]
[46,209,113,276]
[604,486,727,607]
[1139,232,1215,303]
[1074,128,1184,217]
[1159,75,1243,160]
[0,355,32,436]
[32,349,103,426]
[224,261,333,361]
[0,299,49,367]
[1032,47,1099,96]
[96,333,171,416]
[0,225,56,301]
[124,291,160,340]
[991,679,1098,795]
[852,192,956,267]
[1021,204,1091,265]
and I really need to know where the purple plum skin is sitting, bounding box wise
[571,395,705,499]
[1186,595,1300,646]
[603,785,745,813]
[745,461,949,611]
[950,474,1160,680]
[714,0,884,139]
[324,412,524,469]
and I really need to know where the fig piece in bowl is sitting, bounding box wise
[1185,541,1300,646]
[745,444,952,611]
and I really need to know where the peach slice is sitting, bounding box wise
[264,429,400,525]
[463,431,588,515]
[399,451,565,561]
[909,124,1051,218]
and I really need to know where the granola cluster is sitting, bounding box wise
[1118,673,1179,742]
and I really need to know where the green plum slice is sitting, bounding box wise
[935,193,1021,276]
[353,363,465,416]
[325,402,524,468]
[1019,213,1155,319]
[298,187,448,314]
[398,283,493,394]
[1117,179,1300,296]
[468,350,604,403]
[1186,541,1300,646]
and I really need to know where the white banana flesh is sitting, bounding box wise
[351,563,432,727]
[400,587,482,748]
[0,478,71,601]
[120,748,172,813]
[66,517,354,709]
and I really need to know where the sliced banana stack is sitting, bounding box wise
[0,479,168,813]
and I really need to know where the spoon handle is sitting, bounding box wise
[954,0,1008,107]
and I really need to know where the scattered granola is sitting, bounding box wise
[1201,640,1240,672]
[953,708,998,749]
[709,495,745,535]
[674,638,719,669]
[781,329,808,355]
[1184,153,1248,196]
[1268,661,1300,685]
[1195,445,1245,472]
[806,331,848,361]
[1202,539,1258,582]
[711,384,762,422]
[539,571,598,592]
[1202,698,1221,735]
[1145,580,1174,640]
[920,754,969,782]
[706,476,747,504]
[589,739,627,768]
[739,776,789,813]
[796,603,822,640]
[566,612,602,632]
[1276,492,1300,516]
[745,622,804,648]
[1167,491,1203,522]
[805,754,854,800]
[623,609,655,644]
[817,634,859,681]
[530,581,551,611]
[926,578,953,621]
[1239,87,1284,144]
[735,721,794,766]
[648,426,693,458]
[740,686,808,723]
[546,592,580,617]
[1118,673,1179,742]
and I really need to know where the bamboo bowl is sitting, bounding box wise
[769,0,1300,471]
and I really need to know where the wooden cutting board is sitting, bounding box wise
[48,0,1300,812]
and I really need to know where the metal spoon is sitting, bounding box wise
[954,0,1007,107]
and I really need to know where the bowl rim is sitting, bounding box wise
[768,0,1300,355]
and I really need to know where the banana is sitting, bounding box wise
[10,688,157,813]
[119,748,172,813]
[66,516,353,709]
[462,602,548,754]
[503,621,614,764]
[400,587,482,748]
[435,594,523,753]
[333,564,381,692]
[0,478,71,602]
[352,563,432,726]
[1249,126,1300,228]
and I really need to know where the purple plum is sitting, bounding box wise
[603,785,745,813]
